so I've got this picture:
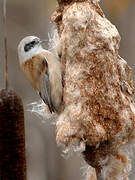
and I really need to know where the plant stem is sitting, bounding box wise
[3,0,8,90]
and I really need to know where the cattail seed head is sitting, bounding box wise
[0,89,26,180]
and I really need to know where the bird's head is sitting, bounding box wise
[18,36,45,64]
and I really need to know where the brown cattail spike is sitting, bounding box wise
[0,89,26,180]
[57,0,87,4]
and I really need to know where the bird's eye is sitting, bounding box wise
[31,39,39,45]
[24,39,39,52]
[31,40,36,45]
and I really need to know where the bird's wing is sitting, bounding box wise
[38,58,55,113]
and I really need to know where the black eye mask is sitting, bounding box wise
[24,39,39,52]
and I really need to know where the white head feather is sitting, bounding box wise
[18,36,45,64]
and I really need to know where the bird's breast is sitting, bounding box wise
[21,56,47,89]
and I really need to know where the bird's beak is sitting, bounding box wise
[39,40,46,44]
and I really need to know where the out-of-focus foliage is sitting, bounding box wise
[103,0,132,16]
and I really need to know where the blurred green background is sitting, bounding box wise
[0,0,135,179]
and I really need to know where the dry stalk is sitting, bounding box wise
[51,0,135,179]
[2,0,8,90]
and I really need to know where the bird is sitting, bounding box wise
[18,36,62,113]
